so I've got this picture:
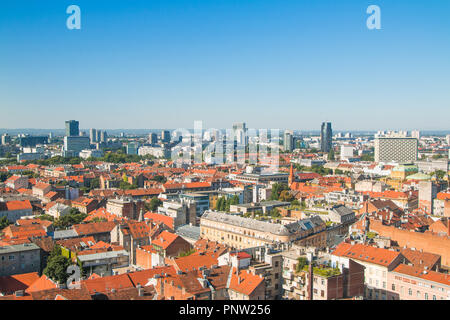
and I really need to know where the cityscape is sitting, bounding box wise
[0,120,449,301]
[1,0,449,308]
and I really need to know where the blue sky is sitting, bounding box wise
[0,0,449,131]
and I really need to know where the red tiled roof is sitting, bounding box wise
[144,212,174,230]
[229,267,264,296]
[26,275,58,293]
[4,200,32,211]
[392,264,450,287]
[332,243,401,267]
[81,274,134,294]
[0,272,40,295]
[152,231,179,249]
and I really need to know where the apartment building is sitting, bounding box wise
[200,210,325,249]
[331,242,406,300]
[0,243,41,277]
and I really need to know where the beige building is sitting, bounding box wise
[200,210,325,250]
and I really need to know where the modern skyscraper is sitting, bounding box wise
[100,131,108,143]
[1,134,11,145]
[284,130,294,152]
[374,137,418,163]
[232,122,247,145]
[149,133,158,145]
[65,120,79,137]
[161,130,171,143]
[90,128,97,143]
[320,122,332,153]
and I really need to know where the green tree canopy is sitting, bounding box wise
[43,245,71,284]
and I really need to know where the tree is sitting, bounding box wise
[53,208,87,229]
[360,154,375,162]
[434,170,446,180]
[147,197,162,212]
[328,149,335,161]
[152,175,167,184]
[268,208,281,218]
[296,257,308,273]
[43,245,71,284]
[279,190,294,202]
[37,214,55,222]
[0,172,12,183]
[0,216,12,231]
[270,183,290,200]
[119,180,138,190]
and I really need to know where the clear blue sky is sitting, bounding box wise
[0,0,449,131]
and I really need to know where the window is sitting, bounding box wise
[408,289,412,296]
[424,293,428,300]
[392,284,396,291]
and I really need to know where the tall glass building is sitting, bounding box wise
[320,122,332,153]
[65,120,79,137]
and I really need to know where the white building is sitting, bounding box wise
[374,138,418,163]
[79,149,104,159]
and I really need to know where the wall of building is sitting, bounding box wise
[369,219,450,267]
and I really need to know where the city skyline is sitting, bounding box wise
[1,0,450,130]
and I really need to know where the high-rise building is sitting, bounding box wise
[63,136,90,157]
[1,134,11,145]
[161,130,171,143]
[100,131,108,143]
[65,120,79,137]
[374,137,418,163]
[90,128,97,143]
[411,130,420,140]
[320,122,332,153]
[284,130,294,152]
[232,122,247,145]
[446,134,450,146]
[126,142,139,155]
[149,133,158,145]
